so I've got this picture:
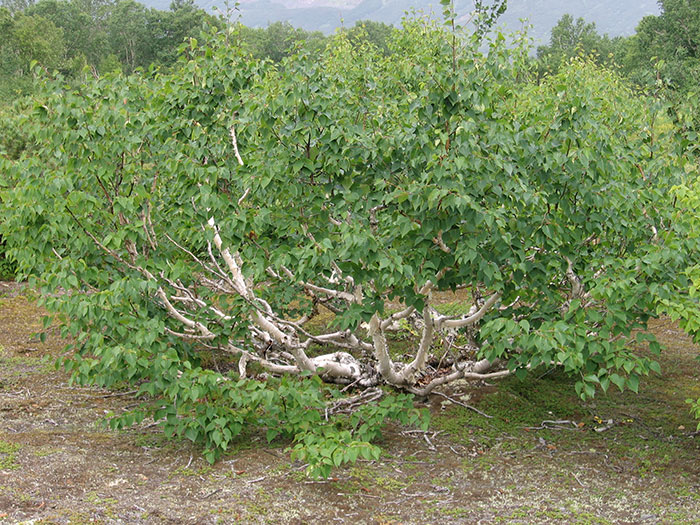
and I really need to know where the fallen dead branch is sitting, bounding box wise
[523,420,581,430]
[432,391,493,418]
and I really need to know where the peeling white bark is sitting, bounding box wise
[368,313,406,385]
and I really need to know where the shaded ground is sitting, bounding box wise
[1,285,699,524]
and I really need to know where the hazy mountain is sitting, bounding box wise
[144,0,661,44]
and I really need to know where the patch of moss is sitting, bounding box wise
[33,446,63,458]
[0,440,21,470]
[374,475,409,491]
[438,506,470,518]
[434,368,584,449]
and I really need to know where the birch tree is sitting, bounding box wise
[1,15,693,475]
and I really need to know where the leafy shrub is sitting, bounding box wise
[0,16,694,473]
[0,236,16,280]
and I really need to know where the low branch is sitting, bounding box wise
[301,282,358,304]
[401,306,434,382]
[408,362,512,396]
[368,313,405,385]
[432,230,451,253]
[436,292,501,329]
[229,125,244,166]
[380,306,416,330]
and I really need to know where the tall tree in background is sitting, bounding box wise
[27,0,105,73]
[106,0,218,73]
[0,0,34,13]
[0,7,66,96]
[148,0,220,65]
[623,0,700,91]
[107,0,151,72]
[237,21,326,62]
[537,14,621,76]
[343,20,394,55]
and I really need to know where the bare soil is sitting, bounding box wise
[1,285,699,524]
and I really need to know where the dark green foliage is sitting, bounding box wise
[0,238,17,280]
[236,21,327,62]
[109,371,423,478]
[622,0,700,93]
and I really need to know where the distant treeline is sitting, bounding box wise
[2,0,697,100]
[1,0,698,122]
[536,1,699,97]
[0,0,393,100]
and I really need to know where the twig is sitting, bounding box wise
[245,476,266,484]
[572,472,586,488]
[339,376,363,393]
[523,420,580,430]
[336,492,382,499]
[201,488,222,499]
[327,388,383,416]
[402,430,442,451]
[594,419,615,433]
[93,390,139,399]
[432,391,493,419]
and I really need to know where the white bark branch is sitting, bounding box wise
[408,362,512,396]
[432,230,451,253]
[401,306,434,382]
[368,313,405,385]
[208,217,251,299]
[301,282,358,303]
[230,125,244,166]
[225,344,300,375]
[380,306,416,330]
[436,292,501,329]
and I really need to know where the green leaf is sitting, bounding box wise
[610,373,625,392]
[627,374,640,394]
[266,428,278,443]
[185,427,199,443]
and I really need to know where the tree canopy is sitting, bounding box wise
[624,0,700,91]
[0,0,221,96]
[536,14,622,75]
